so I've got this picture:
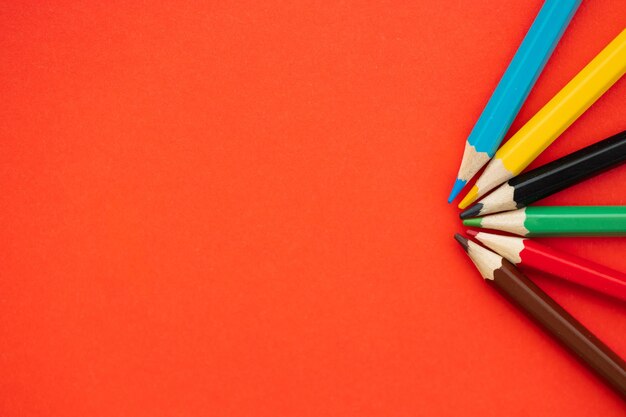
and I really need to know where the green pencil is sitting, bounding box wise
[462,206,626,237]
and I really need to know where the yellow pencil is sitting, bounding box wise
[459,28,626,209]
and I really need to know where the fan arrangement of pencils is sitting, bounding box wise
[449,1,626,399]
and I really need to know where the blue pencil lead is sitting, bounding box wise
[448,178,466,203]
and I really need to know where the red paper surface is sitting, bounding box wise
[1,1,625,415]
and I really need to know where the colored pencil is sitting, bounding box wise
[447,0,580,202]
[460,130,626,219]
[458,28,626,209]
[463,206,626,237]
[455,234,626,398]
[466,229,626,301]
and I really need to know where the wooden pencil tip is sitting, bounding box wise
[454,233,469,251]
[465,229,478,237]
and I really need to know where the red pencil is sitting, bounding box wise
[466,230,626,302]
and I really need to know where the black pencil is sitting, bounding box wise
[460,130,626,219]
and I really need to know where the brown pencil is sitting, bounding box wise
[455,233,626,398]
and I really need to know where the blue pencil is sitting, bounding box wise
[448,0,580,203]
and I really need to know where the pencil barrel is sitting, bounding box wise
[520,242,626,301]
[512,130,626,208]
[525,206,626,236]
[490,261,626,397]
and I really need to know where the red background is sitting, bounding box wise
[1,1,625,415]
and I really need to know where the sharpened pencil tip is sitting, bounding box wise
[447,178,466,203]
[463,217,482,228]
[454,233,469,251]
[465,229,478,237]
[458,185,479,209]
[460,203,483,219]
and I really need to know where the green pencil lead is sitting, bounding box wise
[462,218,482,228]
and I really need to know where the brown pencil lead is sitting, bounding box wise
[454,233,469,251]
